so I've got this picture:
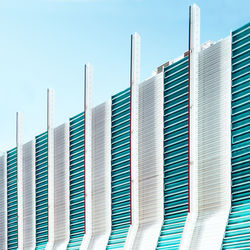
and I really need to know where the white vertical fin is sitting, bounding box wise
[188,36,232,250]
[53,123,70,249]
[17,112,24,250]
[47,88,55,250]
[23,140,36,249]
[132,73,164,250]
[0,153,7,250]
[124,32,140,250]
[88,100,112,250]
[180,4,200,250]
[80,63,93,250]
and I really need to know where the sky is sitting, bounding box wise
[0,0,249,152]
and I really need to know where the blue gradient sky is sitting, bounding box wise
[0,0,249,151]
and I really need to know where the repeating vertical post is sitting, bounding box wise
[80,63,93,250]
[179,4,200,249]
[16,112,24,249]
[124,32,140,250]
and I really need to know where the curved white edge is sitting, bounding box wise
[0,153,7,250]
[53,123,70,250]
[23,140,36,249]
[88,100,112,250]
[132,73,164,250]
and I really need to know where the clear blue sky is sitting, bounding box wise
[0,0,249,152]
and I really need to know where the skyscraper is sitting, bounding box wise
[0,4,249,250]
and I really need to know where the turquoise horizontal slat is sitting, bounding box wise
[35,132,48,249]
[106,88,131,250]
[67,112,85,250]
[7,148,18,250]
[222,23,250,250]
[157,55,189,249]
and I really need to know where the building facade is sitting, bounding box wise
[0,4,249,250]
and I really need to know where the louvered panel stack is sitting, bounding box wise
[7,148,18,250]
[132,73,164,250]
[23,141,36,249]
[222,23,250,250]
[89,102,111,249]
[35,132,48,249]
[188,37,231,250]
[54,124,69,248]
[157,56,189,249]
[67,112,85,249]
[0,154,7,250]
[106,88,131,249]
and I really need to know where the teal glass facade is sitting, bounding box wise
[222,23,250,249]
[106,88,131,249]
[7,148,18,250]
[67,112,85,249]
[35,132,48,249]
[157,56,189,249]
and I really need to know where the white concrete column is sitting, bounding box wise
[47,88,55,250]
[180,4,200,250]
[80,63,93,250]
[16,112,24,250]
[124,32,140,250]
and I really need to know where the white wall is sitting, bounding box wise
[88,101,111,250]
[132,72,164,250]
[23,141,36,249]
[188,37,231,250]
[53,123,70,249]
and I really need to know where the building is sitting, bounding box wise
[0,4,249,250]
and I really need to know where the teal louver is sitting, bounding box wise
[222,23,250,250]
[67,112,85,250]
[35,132,48,249]
[106,88,131,250]
[157,56,189,249]
[7,148,18,250]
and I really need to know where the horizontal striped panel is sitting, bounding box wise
[0,155,6,250]
[67,112,85,250]
[222,23,250,250]
[23,141,36,249]
[106,88,131,250]
[35,132,48,250]
[7,148,18,250]
[54,124,69,246]
[157,56,189,250]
